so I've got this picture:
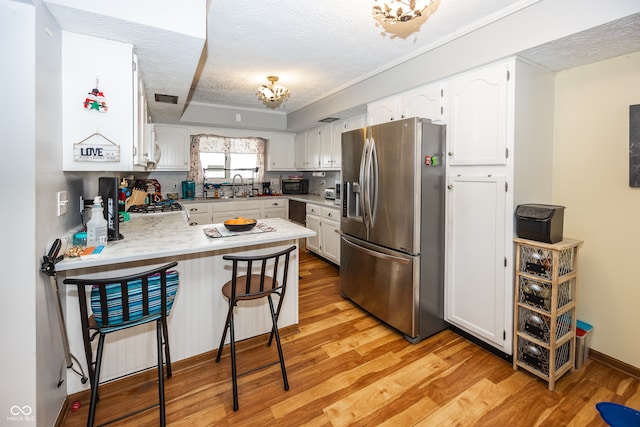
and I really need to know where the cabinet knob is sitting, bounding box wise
[448,152,453,156]
[447,184,453,189]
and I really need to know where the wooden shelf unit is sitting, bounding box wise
[513,237,583,391]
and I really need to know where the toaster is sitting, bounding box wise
[324,188,336,200]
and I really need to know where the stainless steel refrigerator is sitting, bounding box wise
[340,117,447,343]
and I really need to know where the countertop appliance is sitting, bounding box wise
[340,117,447,343]
[324,188,336,200]
[282,178,309,195]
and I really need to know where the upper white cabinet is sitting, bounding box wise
[367,97,400,125]
[401,83,446,124]
[62,32,147,172]
[266,133,295,171]
[367,82,445,126]
[155,124,190,171]
[320,124,340,170]
[448,62,509,166]
[295,128,320,170]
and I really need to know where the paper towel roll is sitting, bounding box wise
[312,171,326,177]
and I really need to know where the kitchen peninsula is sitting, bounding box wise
[56,213,315,395]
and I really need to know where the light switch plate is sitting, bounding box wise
[57,191,68,216]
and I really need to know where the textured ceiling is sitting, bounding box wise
[43,1,640,130]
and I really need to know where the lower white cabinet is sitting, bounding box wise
[262,198,288,219]
[306,203,340,265]
[185,198,289,225]
[185,203,212,226]
[445,174,507,351]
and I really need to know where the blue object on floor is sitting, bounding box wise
[596,402,640,426]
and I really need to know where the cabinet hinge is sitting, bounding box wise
[506,70,510,81]
[505,182,508,192]
[440,88,444,97]
[503,330,506,340]
[132,61,137,72]
[440,106,443,115]
[505,147,509,159]
[504,257,507,267]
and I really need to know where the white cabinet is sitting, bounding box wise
[444,58,555,355]
[448,61,509,166]
[305,203,340,265]
[295,128,321,170]
[305,206,321,254]
[211,200,262,224]
[184,203,212,226]
[262,198,288,219]
[367,97,400,125]
[320,124,340,170]
[400,82,445,123]
[367,82,445,126]
[62,32,145,172]
[446,174,507,348]
[186,198,289,225]
[155,124,190,171]
[344,114,366,132]
[320,207,340,264]
[266,133,295,171]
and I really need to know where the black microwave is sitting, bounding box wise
[282,179,309,194]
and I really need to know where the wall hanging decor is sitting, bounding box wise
[83,77,109,112]
[74,132,120,162]
[630,104,640,187]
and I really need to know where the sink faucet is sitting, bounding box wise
[232,174,244,198]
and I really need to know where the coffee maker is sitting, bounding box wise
[99,177,123,240]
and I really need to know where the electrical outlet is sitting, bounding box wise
[173,181,178,189]
[57,191,68,216]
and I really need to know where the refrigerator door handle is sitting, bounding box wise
[360,138,370,233]
[341,234,410,265]
[368,137,378,228]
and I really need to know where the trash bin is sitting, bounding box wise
[575,320,593,369]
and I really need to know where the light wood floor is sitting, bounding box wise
[62,251,640,426]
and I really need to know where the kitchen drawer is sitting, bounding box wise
[263,198,287,209]
[185,203,211,214]
[213,200,262,213]
[306,204,321,216]
[321,207,340,221]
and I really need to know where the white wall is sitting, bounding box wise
[1,0,81,425]
[553,51,640,368]
[2,1,38,424]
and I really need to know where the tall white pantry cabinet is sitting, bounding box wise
[444,58,555,355]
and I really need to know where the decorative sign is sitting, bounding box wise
[74,132,120,162]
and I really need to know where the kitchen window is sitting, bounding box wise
[188,134,265,184]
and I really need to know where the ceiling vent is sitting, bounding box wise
[154,94,179,104]
[318,117,339,123]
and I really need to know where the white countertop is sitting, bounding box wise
[56,214,315,271]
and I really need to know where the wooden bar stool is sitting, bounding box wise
[64,262,179,427]
[215,245,296,411]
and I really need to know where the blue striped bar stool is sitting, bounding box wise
[64,262,179,427]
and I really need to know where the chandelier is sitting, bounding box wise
[256,76,290,109]
[372,0,440,39]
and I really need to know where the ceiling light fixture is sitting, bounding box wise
[256,76,290,109]
[372,0,440,39]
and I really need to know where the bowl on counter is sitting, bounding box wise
[223,217,257,232]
